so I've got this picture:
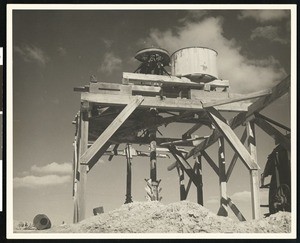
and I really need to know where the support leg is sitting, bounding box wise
[73,109,89,223]
[176,165,186,200]
[125,144,133,204]
[149,127,160,201]
[217,137,228,217]
[196,155,204,205]
[247,121,260,219]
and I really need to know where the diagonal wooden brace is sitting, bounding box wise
[186,75,290,159]
[254,116,290,151]
[80,96,144,170]
[168,145,202,187]
[205,107,259,170]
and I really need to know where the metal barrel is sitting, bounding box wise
[171,47,218,83]
[33,214,51,230]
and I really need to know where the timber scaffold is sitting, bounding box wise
[72,72,291,223]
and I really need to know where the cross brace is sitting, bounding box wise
[80,96,144,170]
[186,75,290,159]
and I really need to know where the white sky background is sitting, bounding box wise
[7,5,296,238]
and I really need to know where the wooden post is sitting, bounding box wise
[217,137,228,217]
[247,121,260,220]
[176,165,186,200]
[125,144,133,204]
[73,108,89,223]
[149,126,160,201]
[196,155,204,205]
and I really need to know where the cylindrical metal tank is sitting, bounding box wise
[171,47,218,83]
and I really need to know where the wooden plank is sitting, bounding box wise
[205,107,258,170]
[81,92,249,112]
[176,165,186,200]
[184,162,198,199]
[168,145,202,187]
[196,156,204,205]
[201,151,219,176]
[125,144,133,204]
[202,88,272,108]
[227,197,246,221]
[182,123,203,138]
[186,75,290,159]
[217,137,228,217]
[89,82,162,95]
[254,117,290,151]
[74,110,89,223]
[247,121,260,220]
[255,112,290,132]
[123,72,229,88]
[226,128,247,182]
[80,97,144,168]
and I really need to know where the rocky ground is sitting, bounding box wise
[15,200,291,233]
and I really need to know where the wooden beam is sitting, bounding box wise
[254,117,290,151]
[176,164,186,201]
[227,197,246,221]
[125,144,133,204]
[201,151,219,176]
[247,121,260,220]
[255,112,290,132]
[205,107,258,170]
[123,72,229,89]
[182,123,203,139]
[184,162,198,199]
[168,145,202,187]
[217,137,228,217]
[73,110,89,223]
[226,128,247,182]
[202,88,272,108]
[81,92,249,112]
[196,156,204,205]
[186,75,290,159]
[80,97,144,169]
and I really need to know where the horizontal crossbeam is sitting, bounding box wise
[81,93,249,112]
[186,75,290,159]
[80,97,144,170]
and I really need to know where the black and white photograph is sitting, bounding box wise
[6,4,296,239]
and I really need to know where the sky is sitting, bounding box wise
[10,7,293,226]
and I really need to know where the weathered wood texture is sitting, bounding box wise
[123,72,230,89]
[254,116,290,151]
[73,110,89,223]
[80,97,144,169]
[217,137,228,217]
[81,92,248,112]
[205,107,258,170]
[186,75,290,159]
[168,145,202,188]
[247,121,260,220]
[226,128,247,182]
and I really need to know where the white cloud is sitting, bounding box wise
[141,16,287,93]
[30,162,72,175]
[250,25,288,44]
[98,52,122,74]
[14,44,49,66]
[238,10,289,23]
[13,175,71,189]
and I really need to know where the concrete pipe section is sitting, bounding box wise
[33,214,51,230]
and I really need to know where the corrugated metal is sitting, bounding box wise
[171,47,218,83]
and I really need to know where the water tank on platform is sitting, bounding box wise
[171,47,218,83]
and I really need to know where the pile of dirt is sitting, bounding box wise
[44,200,291,233]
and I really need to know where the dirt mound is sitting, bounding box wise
[45,201,291,233]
